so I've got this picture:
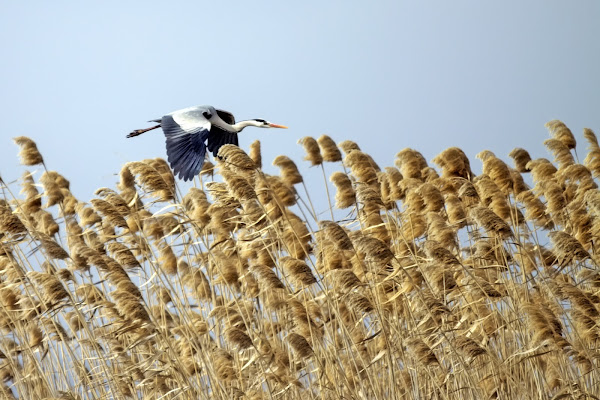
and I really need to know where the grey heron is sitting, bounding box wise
[127,105,287,181]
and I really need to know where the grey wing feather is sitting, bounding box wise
[161,115,209,181]
[216,109,236,125]
[207,125,239,157]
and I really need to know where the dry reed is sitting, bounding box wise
[1,119,599,399]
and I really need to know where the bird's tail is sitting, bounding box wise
[126,124,161,138]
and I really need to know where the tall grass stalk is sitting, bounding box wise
[0,122,599,399]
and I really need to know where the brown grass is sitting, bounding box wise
[1,123,600,399]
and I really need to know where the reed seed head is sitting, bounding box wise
[432,147,472,179]
[298,136,323,166]
[218,144,257,173]
[13,136,44,165]
[281,256,317,286]
[249,139,262,169]
[330,171,356,209]
[273,155,303,185]
[546,119,576,149]
[509,147,532,172]
[317,134,342,162]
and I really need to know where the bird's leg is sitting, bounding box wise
[126,124,161,138]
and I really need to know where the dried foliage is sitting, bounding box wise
[248,139,262,169]
[317,134,342,162]
[298,136,323,166]
[13,136,44,166]
[1,119,600,399]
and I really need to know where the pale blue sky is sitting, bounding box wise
[1,1,599,205]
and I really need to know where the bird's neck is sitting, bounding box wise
[231,120,262,132]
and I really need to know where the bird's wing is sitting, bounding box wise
[170,107,212,132]
[216,109,236,125]
[207,125,239,157]
[161,114,210,181]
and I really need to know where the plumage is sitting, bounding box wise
[208,127,239,157]
[216,109,235,125]
[127,105,287,181]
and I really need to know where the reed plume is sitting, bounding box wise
[469,206,513,239]
[13,136,44,166]
[509,147,532,172]
[338,140,361,154]
[329,171,356,209]
[249,139,262,169]
[345,150,378,184]
[298,136,323,166]
[546,119,576,149]
[396,148,428,179]
[583,128,600,176]
[317,134,342,162]
[432,147,473,179]
[2,119,600,400]
[0,199,27,236]
[126,160,173,202]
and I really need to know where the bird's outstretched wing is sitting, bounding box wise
[207,126,239,157]
[216,109,235,125]
[162,112,210,181]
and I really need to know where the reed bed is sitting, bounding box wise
[1,121,600,399]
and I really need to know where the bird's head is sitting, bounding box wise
[233,118,288,132]
[251,119,288,129]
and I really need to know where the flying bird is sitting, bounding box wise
[127,105,287,181]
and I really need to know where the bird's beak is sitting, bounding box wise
[268,123,288,129]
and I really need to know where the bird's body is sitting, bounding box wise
[127,105,287,181]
